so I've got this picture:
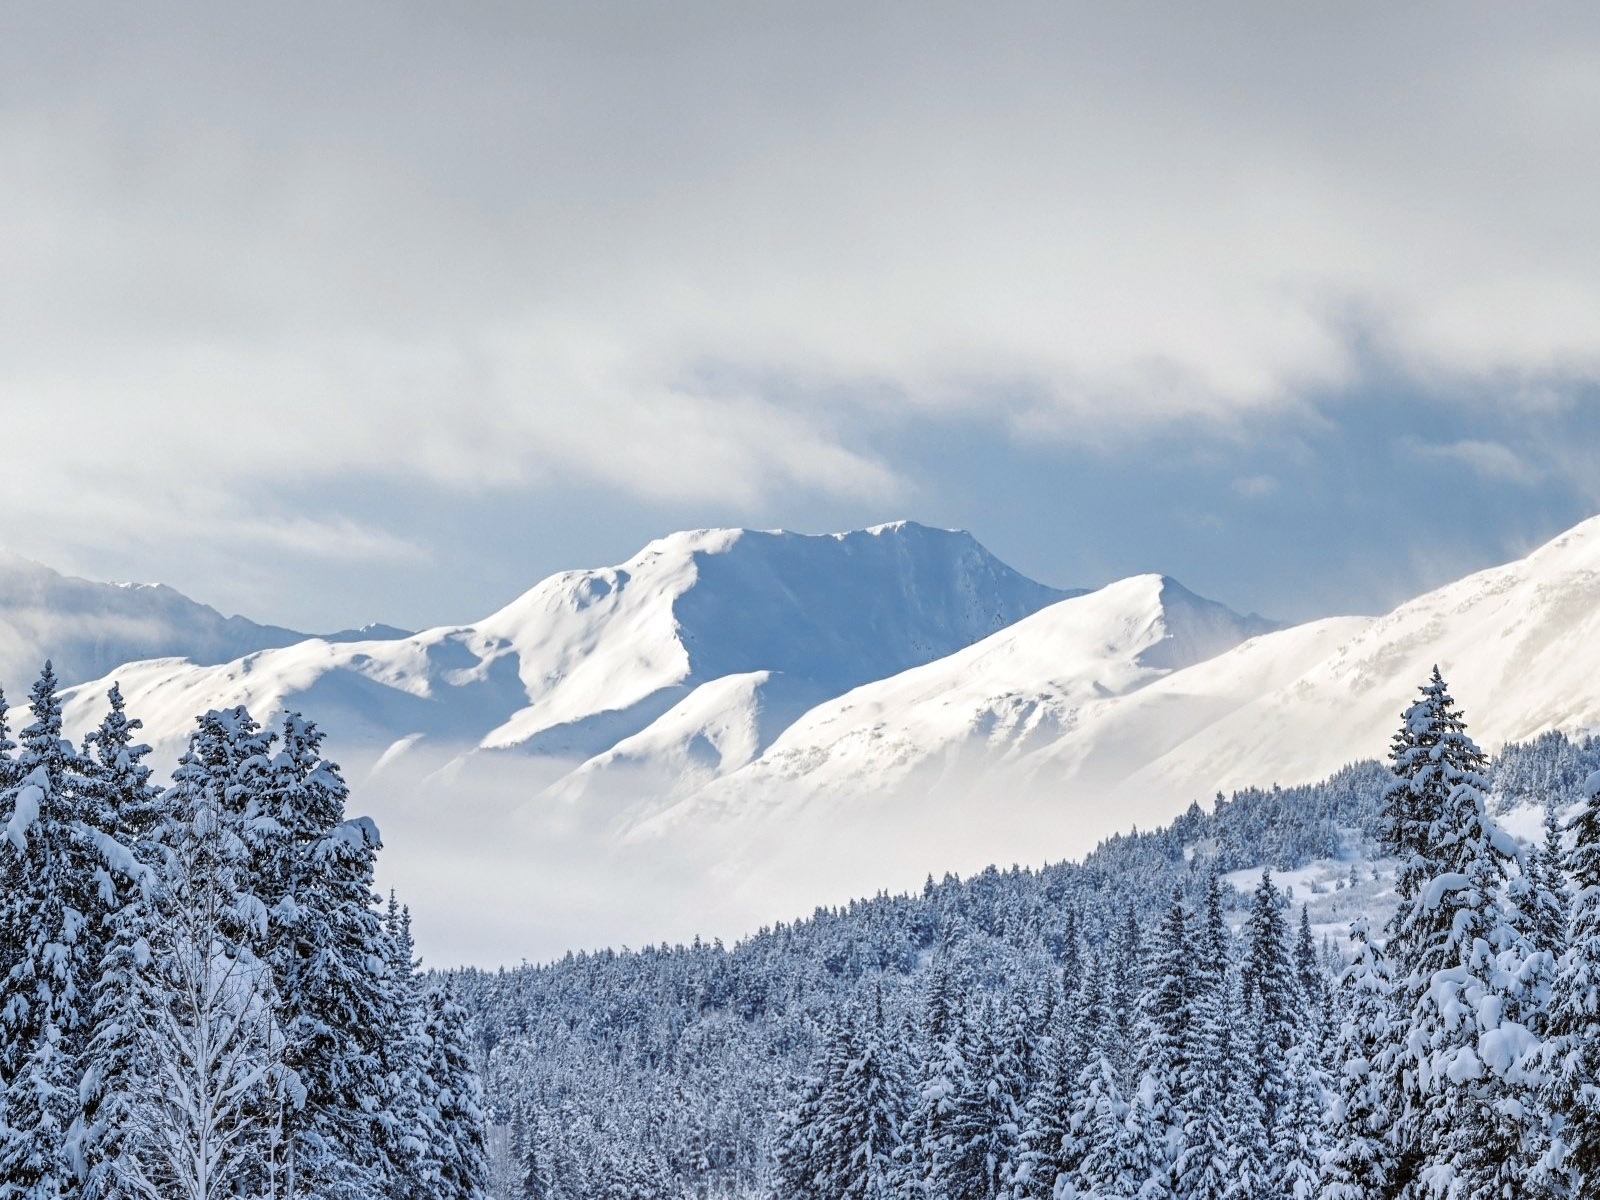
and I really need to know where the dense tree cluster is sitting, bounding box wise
[461,675,1600,1199]
[0,665,488,1199]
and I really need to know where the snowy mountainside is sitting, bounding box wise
[0,550,321,688]
[650,515,1600,896]
[1084,513,1600,802]
[60,523,1069,779]
[631,574,1275,824]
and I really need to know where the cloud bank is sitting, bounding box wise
[2,2,1598,624]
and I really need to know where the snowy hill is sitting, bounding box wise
[647,515,1600,919]
[60,523,1069,781]
[44,514,1600,964]
[631,574,1275,826]
[0,551,320,688]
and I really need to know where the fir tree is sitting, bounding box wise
[1132,889,1195,1200]
[1238,870,1298,1163]
[1174,880,1232,1200]
[1317,917,1396,1200]
[1013,976,1073,1199]
[1382,670,1532,1199]
[423,980,489,1200]
[1542,767,1600,1195]
[0,665,101,1200]
[261,714,402,1196]
[109,718,280,1200]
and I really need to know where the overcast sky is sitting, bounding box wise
[5,1,1600,631]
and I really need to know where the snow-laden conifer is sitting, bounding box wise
[106,713,281,1200]
[0,664,102,1200]
[1541,767,1600,1195]
[1317,916,1396,1200]
[1382,669,1536,1199]
[1173,877,1232,1200]
[422,979,489,1200]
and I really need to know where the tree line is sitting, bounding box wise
[775,669,1596,1199]
[0,664,489,1199]
[463,675,1600,1199]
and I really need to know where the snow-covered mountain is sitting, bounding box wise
[44,513,1600,963]
[61,523,1070,780]
[0,551,318,689]
[655,514,1600,901]
[619,574,1274,824]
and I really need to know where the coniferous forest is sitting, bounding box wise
[0,664,489,1199]
[7,655,1600,1199]
[457,671,1600,1200]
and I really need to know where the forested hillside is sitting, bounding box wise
[459,675,1600,1199]
[0,665,489,1199]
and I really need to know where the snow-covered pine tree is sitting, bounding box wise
[78,683,160,845]
[259,713,402,1197]
[1382,669,1534,1199]
[808,996,904,1200]
[1542,767,1600,1195]
[939,997,1025,1200]
[382,895,442,1199]
[0,664,103,1200]
[1013,974,1073,1199]
[906,947,967,1200]
[1293,904,1325,1030]
[1173,877,1232,1200]
[422,979,489,1200]
[1069,948,1149,1200]
[109,713,280,1200]
[1130,888,1195,1200]
[0,685,20,790]
[1279,1020,1329,1200]
[1523,801,1571,972]
[1318,916,1396,1200]
[510,1094,551,1200]
[1054,946,1107,1192]
[1219,970,1271,1200]
[76,684,165,1200]
[1107,909,1142,1089]
[1238,869,1300,1180]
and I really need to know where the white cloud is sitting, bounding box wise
[1,1,1598,565]
[1404,438,1544,487]
[1232,474,1280,499]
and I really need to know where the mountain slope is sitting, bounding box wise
[631,574,1275,829]
[61,523,1070,774]
[0,551,320,688]
[655,516,1600,906]
[1097,514,1600,802]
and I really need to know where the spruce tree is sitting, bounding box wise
[109,713,280,1200]
[1239,870,1298,1161]
[382,896,441,1199]
[261,714,403,1196]
[907,950,967,1200]
[0,664,101,1200]
[1317,917,1396,1200]
[77,685,164,1200]
[1132,889,1195,1200]
[1382,670,1533,1199]
[1543,768,1600,1195]
[1219,970,1271,1200]
[1070,951,1147,1200]
[1174,879,1232,1200]
[1014,976,1074,1199]
[423,980,489,1200]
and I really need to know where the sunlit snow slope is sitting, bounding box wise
[666,515,1600,892]
[61,523,1069,780]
